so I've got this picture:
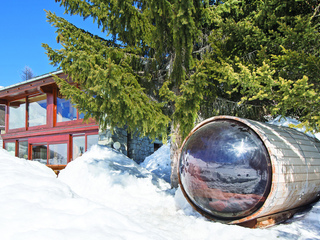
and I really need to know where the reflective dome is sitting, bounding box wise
[179,120,272,220]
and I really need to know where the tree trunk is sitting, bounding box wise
[170,123,182,188]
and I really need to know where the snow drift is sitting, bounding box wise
[0,116,320,239]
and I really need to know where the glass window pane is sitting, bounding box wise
[5,142,16,156]
[32,145,47,164]
[73,136,85,160]
[18,141,28,159]
[49,143,68,165]
[87,134,98,150]
[79,112,85,119]
[57,96,77,122]
[9,99,26,129]
[72,105,77,120]
[28,94,47,127]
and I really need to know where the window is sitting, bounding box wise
[8,95,47,130]
[5,142,16,156]
[18,141,28,159]
[73,135,85,159]
[32,143,68,165]
[57,92,86,122]
[49,143,68,165]
[28,94,47,127]
[72,133,98,160]
[57,96,77,122]
[9,99,26,129]
[5,141,28,159]
[32,144,47,164]
[87,134,98,150]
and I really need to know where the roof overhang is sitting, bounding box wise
[0,70,66,103]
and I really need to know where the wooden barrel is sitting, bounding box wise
[178,116,320,227]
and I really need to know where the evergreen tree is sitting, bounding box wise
[204,0,320,132]
[43,0,216,186]
[43,0,320,187]
[43,0,213,139]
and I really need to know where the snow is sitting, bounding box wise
[268,115,320,139]
[1,117,320,239]
[140,143,171,183]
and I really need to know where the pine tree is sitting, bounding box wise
[43,0,213,138]
[43,0,216,187]
[43,0,320,187]
[204,0,320,132]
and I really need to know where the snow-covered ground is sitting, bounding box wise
[1,117,320,239]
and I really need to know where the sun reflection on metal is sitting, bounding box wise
[232,139,247,157]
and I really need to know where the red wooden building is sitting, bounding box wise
[0,71,99,172]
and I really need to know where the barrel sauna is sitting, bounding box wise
[178,116,320,228]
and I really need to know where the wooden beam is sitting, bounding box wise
[1,124,98,141]
[39,84,55,94]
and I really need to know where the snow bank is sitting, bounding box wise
[0,145,280,240]
[0,148,145,240]
[58,145,280,240]
[0,130,320,239]
[140,143,171,183]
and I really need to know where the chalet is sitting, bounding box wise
[0,71,160,172]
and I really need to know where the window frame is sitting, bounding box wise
[30,140,70,166]
[7,94,49,132]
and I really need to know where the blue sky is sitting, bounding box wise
[0,1,105,87]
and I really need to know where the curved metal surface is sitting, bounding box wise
[178,116,320,225]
